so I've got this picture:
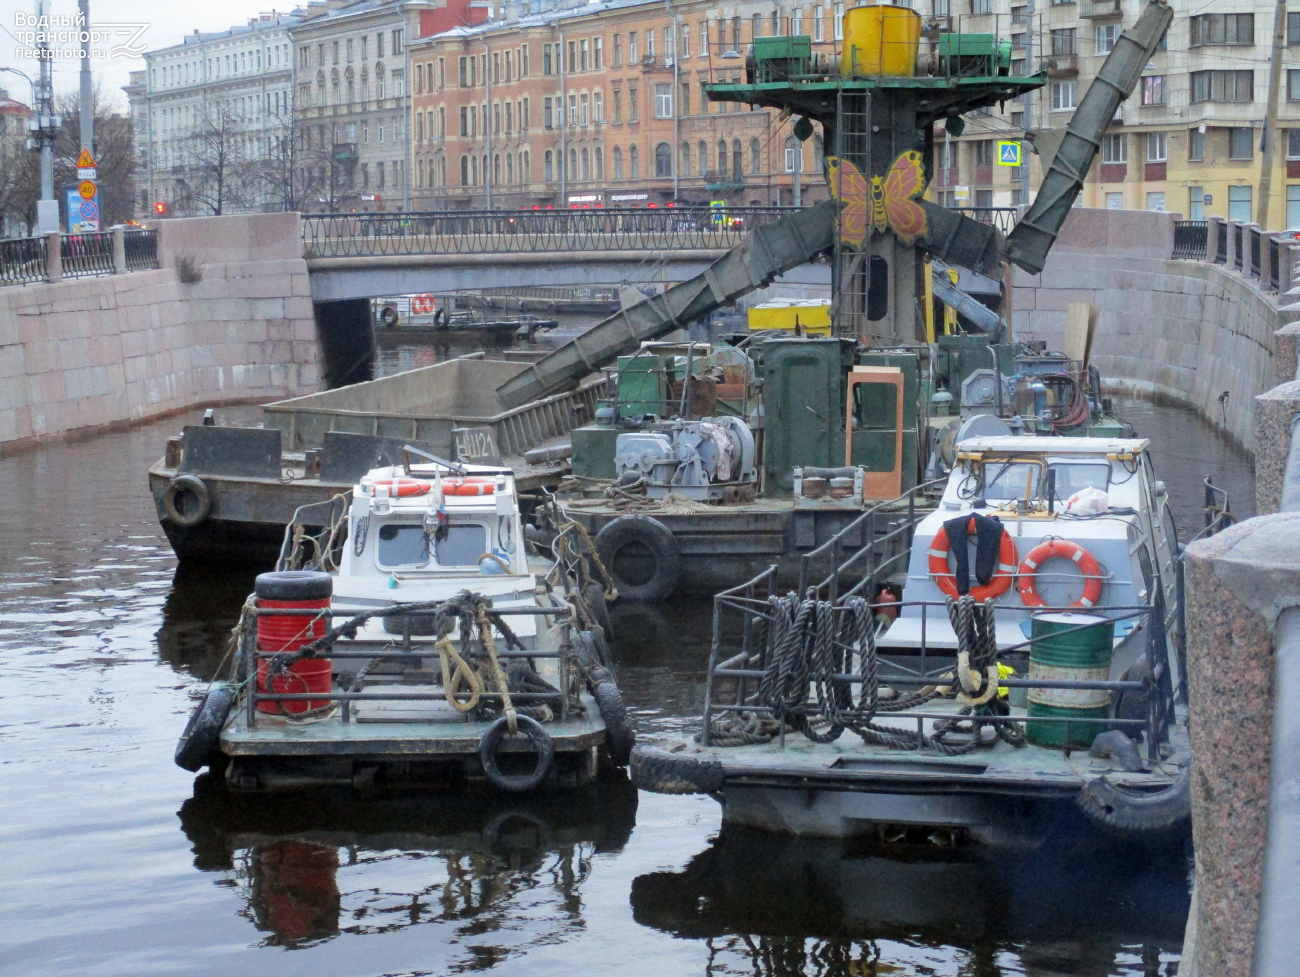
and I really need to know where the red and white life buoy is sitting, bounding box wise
[1017,539,1105,608]
[368,478,433,498]
[443,478,496,496]
[928,518,1018,601]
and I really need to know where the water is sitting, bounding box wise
[0,393,1249,977]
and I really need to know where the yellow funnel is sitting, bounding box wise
[841,5,922,77]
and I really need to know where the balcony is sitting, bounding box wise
[1080,0,1121,17]
[1045,53,1078,75]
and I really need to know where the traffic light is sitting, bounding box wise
[152,201,167,216]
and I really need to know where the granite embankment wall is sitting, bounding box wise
[1011,208,1292,451]
[0,213,321,455]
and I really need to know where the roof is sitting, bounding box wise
[958,436,1151,455]
[410,0,663,45]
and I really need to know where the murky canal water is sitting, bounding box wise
[0,388,1249,976]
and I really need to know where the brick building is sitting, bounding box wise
[407,0,835,210]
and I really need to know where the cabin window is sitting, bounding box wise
[377,524,429,567]
[434,524,488,567]
[982,460,1043,501]
[1049,463,1110,497]
[865,256,889,321]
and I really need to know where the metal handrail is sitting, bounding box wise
[1172,220,1208,261]
[60,232,114,279]
[301,206,797,257]
[123,229,159,271]
[0,235,45,286]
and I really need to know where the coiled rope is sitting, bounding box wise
[702,594,1024,755]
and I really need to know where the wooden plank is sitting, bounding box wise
[1064,302,1096,367]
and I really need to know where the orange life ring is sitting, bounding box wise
[1017,539,1105,608]
[369,478,432,498]
[443,478,496,496]
[928,518,1018,601]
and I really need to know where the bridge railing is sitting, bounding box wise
[1174,217,1300,296]
[301,207,796,257]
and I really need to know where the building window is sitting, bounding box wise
[1146,192,1165,212]
[1229,185,1252,221]
[1287,185,1300,227]
[595,147,604,180]
[1146,131,1167,162]
[974,140,993,166]
[1095,22,1119,54]
[613,34,622,67]
[581,93,590,126]
[1051,81,1077,111]
[751,137,762,174]
[614,146,624,180]
[1191,70,1253,103]
[1290,11,1300,44]
[1288,130,1300,159]
[1188,186,1205,221]
[1189,128,1206,161]
[544,150,553,182]
[613,90,622,123]
[629,86,638,122]
[1102,132,1126,163]
[1190,13,1254,47]
[1050,28,1076,55]
[630,144,639,179]
[1141,75,1165,105]
[680,142,691,177]
[580,39,589,72]
[594,91,603,123]
[581,148,590,180]
[680,24,690,58]
[784,136,801,173]
[973,0,992,12]
[814,6,824,42]
[461,155,469,185]
[1289,69,1300,100]
[654,142,671,177]
[1229,127,1254,160]
[544,43,553,75]
[655,84,672,118]
[629,32,637,63]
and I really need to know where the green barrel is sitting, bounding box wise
[1025,612,1115,748]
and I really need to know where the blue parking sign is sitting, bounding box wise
[997,141,1022,166]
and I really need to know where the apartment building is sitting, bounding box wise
[407,0,834,210]
[931,0,1300,227]
[125,12,301,216]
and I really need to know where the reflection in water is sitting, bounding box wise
[632,826,1188,977]
[178,772,638,956]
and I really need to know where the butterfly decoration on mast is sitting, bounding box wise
[826,150,930,249]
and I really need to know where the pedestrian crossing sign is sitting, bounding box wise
[997,141,1022,166]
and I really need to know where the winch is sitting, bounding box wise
[614,417,757,502]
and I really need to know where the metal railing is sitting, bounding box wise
[124,229,159,271]
[302,206,795,258]
[0,227,159,287]
[1171,220,1208,260]
[0,235,46,287]
[60,232,115,279]
[946,206,1019,236]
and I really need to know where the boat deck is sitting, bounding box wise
[687,699,1185,797]
[222,692,606,757]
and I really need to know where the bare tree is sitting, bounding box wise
[260,110,322,213]
[181,102,253,216]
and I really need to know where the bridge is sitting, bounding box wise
[301,207,832,301]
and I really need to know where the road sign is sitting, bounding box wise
[997,141,1022,166]
[78,180,97,199]
[76,148,97,168]
[79,200,98,221]
[77,167,97,180]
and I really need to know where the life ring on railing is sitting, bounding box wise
[928,518,1018,601]
[443,478,497,496]
[1017,539,1105,608]
[368,478,433,498]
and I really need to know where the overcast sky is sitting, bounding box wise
[1,0,295,112]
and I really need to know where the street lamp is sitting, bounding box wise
[3,61,60,231]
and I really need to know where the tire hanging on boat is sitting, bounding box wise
[175,683,236,772]
[478,713,555,792]
[594,514,680,602]
[593,680,634,767]
[163,474,212,527]
[1075,763,1191,835]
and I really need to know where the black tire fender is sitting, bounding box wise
[175,684,236,772]
[1075,763,1191,836]
[255,570,334,601]
[380,305,399,327]
[593,680,635,767]
[478,714,555,793]
[594,514,680,602]
[163,474,212,528]
[584,582,614,637]
[630,744,724,795]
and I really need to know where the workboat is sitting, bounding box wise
[174,451,631,793]
[631,434,1228,844]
